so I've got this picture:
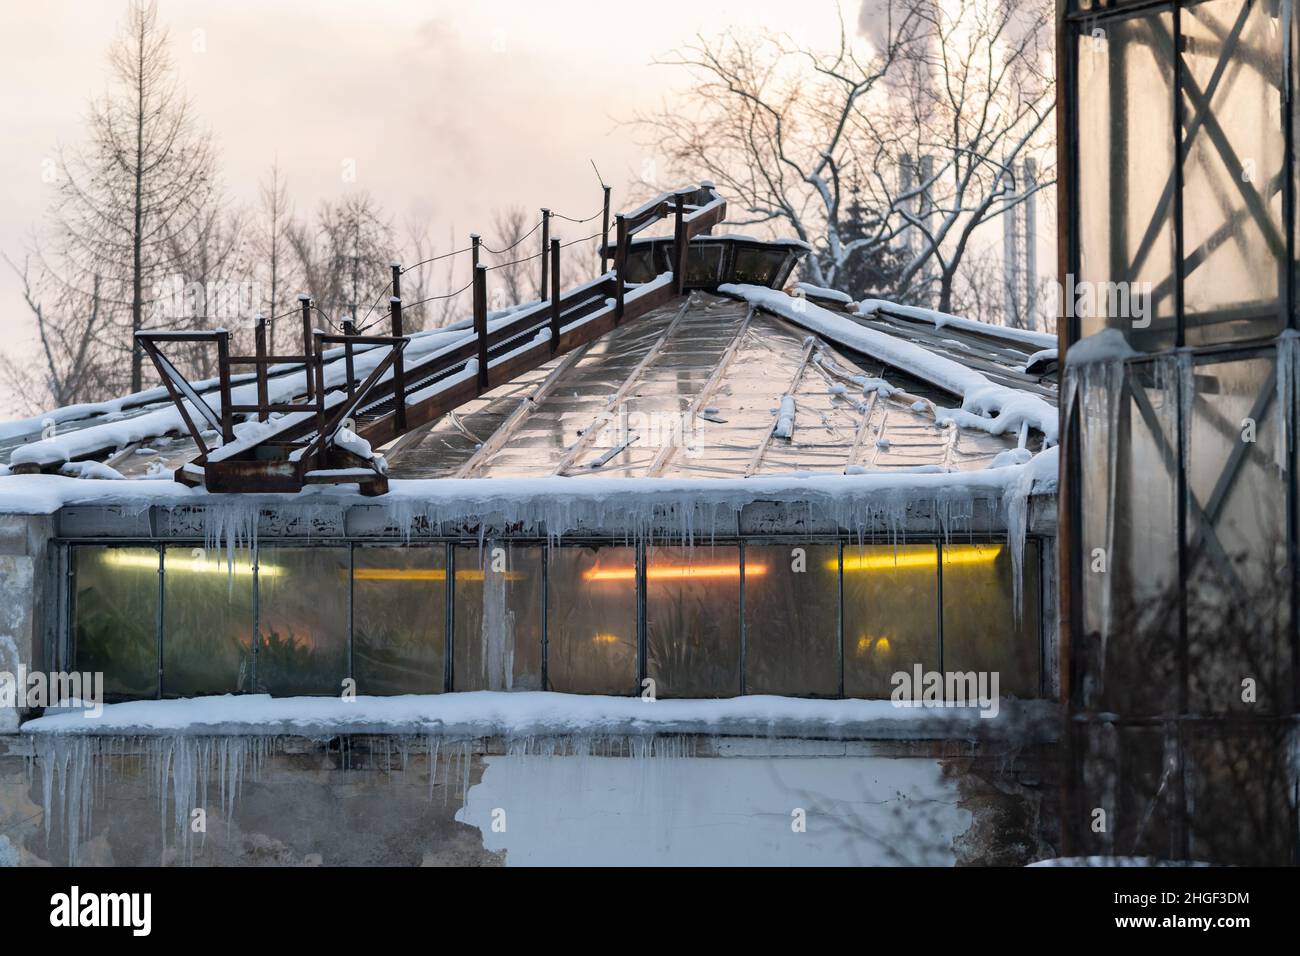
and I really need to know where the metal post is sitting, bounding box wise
[390,295,407,432]
[391,262,402,302]
[614,213,627,323]
[549,237,561,353]
[254,314,269,422]
[473,264,489,390]
[540,208,551,300]
[312,330,327,467]
[299,294,314,400]
[216,329,235,443]
[471,233,481,269]
[600,185,612,274]
[341,318,357,400]
[673,192,688,295]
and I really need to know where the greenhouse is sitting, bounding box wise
[1060,0,1298,863]
[0,184,1061,866]
[1,193,1059,708]
[15,278,1057,705]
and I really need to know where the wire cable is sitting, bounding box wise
[479,218,543,256]
[400,244,474,274]
[399,278,475,312]
[552,206,603,225]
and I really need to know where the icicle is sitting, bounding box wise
[1276,330,1299,475]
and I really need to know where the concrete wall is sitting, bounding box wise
[0,735,1057,866]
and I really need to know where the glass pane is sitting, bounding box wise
[1185,355,1288,713]
[1185,725,1294,864]
[162,546,253,697]
[623,248,657,284]
[1076,13,1177,351]
[1077,359,1181,714]
[842,544,938,699]
[1181,0,1286,342]
[731,246,786,285]
[684,244,724,285]
[353,546,446,695]
[546,545,637,695]
[72,546,158,699]
[255,547,349,696]
[452,543,543,691]
[645,545,741,697]
[743,543,839,697]
[941,542,1040,699]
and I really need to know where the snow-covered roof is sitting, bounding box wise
[0,289,1058,495]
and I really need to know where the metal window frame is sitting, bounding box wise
[62,531,1049,705]
[1060,0,1300,858]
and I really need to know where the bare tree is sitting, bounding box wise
[162,204,249,380]
[396,213,457,332]
[45,0,218,394]
[288,192,395,332]
[634,0,1054,315]
[488,206,541,308]
[252,160,296,351]
[882,0,1055,311]
[0,255,106,413]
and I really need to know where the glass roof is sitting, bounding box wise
[385,292,1028,480]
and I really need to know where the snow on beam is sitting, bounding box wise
[720,284,1059,445]
[857,299,1057,351]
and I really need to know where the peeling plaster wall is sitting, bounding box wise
[0,515,54,733]
[0,736,1056,866]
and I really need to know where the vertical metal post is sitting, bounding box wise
[156,545,165,700]
[347,543,355,686]
[600,186,612,274]
[473,264,489,390]
[549,237,561,352]
[673,191,688,295]
[540,546,549,691]
[312,330,327,467]
[471,233,481,269]
[216,329,235,443]
[614,214,627,322]
[251,549,260,693]
[254,315,269,421]
[837,540,845,699]
[636,538,647,694]
[738,541,747,697]
[389,261,404,416]
[445,543,455,693]
[299,294,314,400]
[390,296,407,432]
[341,318,357,400]
[540,209,551,299]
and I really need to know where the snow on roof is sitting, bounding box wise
[386,292,1048,480]
[0,287,1057,496]
[1,306,529,471]
[21,691,1059,741]
[857,299,1057,351]
[720,285,1058,444]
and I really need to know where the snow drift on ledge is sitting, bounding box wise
[22,692,1058,741]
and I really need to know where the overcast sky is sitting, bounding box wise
[0,0,855,410]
